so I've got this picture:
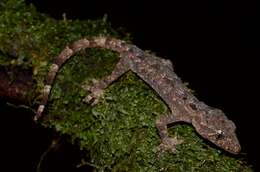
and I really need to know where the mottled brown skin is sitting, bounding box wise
[35,36,241,154]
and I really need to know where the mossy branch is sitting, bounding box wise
[0,0,252,171]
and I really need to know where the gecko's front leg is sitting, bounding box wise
[83,56,130,105]
[156,113,191,152]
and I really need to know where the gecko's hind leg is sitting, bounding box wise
[156,114,189,153]
[83,56,130,105]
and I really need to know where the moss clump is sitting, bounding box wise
[0,0,253,171]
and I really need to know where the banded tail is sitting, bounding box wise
[34,36,130,121]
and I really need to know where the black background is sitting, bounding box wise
[2,0,259,171]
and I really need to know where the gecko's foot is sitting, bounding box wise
[82,84,104,106]
[157,137,184,153]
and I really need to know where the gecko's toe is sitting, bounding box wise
[83,88,104,106]
[158,137,184,153]
[82,85,92,91]
[91,98,100,106]
[83,94,95,104]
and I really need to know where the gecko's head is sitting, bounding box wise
[193,107,241,154]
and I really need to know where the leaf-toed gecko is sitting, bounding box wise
[35,36,241,154]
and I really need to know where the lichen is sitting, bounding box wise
[0,0,253,171]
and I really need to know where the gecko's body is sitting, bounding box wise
[35,36,241,154]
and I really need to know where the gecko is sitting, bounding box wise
[34,36,241,154]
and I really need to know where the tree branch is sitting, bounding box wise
[0,66,34,104]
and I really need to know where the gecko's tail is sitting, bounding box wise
[34,36,129,121]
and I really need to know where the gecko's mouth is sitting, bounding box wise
[216,136,241,154]
[225,143,241,154]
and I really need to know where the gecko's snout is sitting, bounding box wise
[215,133,241,154]
[225,140,241,154]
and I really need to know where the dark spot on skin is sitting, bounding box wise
[163,78,174,87]
[189,103,197,110]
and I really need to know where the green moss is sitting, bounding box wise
[0,0,253,171]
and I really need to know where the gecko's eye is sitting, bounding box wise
[216,130,225,139]
[189,103,197,111]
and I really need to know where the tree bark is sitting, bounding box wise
[0,66,34,104]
